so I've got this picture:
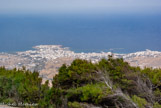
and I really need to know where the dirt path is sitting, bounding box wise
[0,105,18,108]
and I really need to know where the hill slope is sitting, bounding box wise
[40,56,161,108]
[0,56,161,108]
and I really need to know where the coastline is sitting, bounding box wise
[1,45,161,85]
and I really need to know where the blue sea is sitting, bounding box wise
[0,13,161,53]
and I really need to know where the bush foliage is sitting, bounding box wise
[0,56,161,108]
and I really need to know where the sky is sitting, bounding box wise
[0,0,161,14]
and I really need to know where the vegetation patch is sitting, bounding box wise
[0,56,161,108]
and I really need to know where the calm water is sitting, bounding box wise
[0,14,161,53]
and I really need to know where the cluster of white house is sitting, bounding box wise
[123,49,161,59]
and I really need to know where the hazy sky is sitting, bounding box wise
[0,0,161,14]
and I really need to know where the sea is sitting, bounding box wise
[0,13,161,53]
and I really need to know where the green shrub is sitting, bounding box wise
[67,83,112,104]
[153,102,161,108]
[54,59,98,89]
[132,95,147,108]
[68,101,82,108]
[141,68,161,86]
[0,67,49,106]
[3,98,15,104]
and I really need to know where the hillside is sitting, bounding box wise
[1,56,160,108]
[40,56,161,108]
